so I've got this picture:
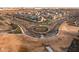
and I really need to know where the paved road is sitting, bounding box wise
[12,16,65,37]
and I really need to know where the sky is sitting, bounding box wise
[0,0,78,7]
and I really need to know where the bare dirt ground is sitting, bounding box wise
[0,8,78,52]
